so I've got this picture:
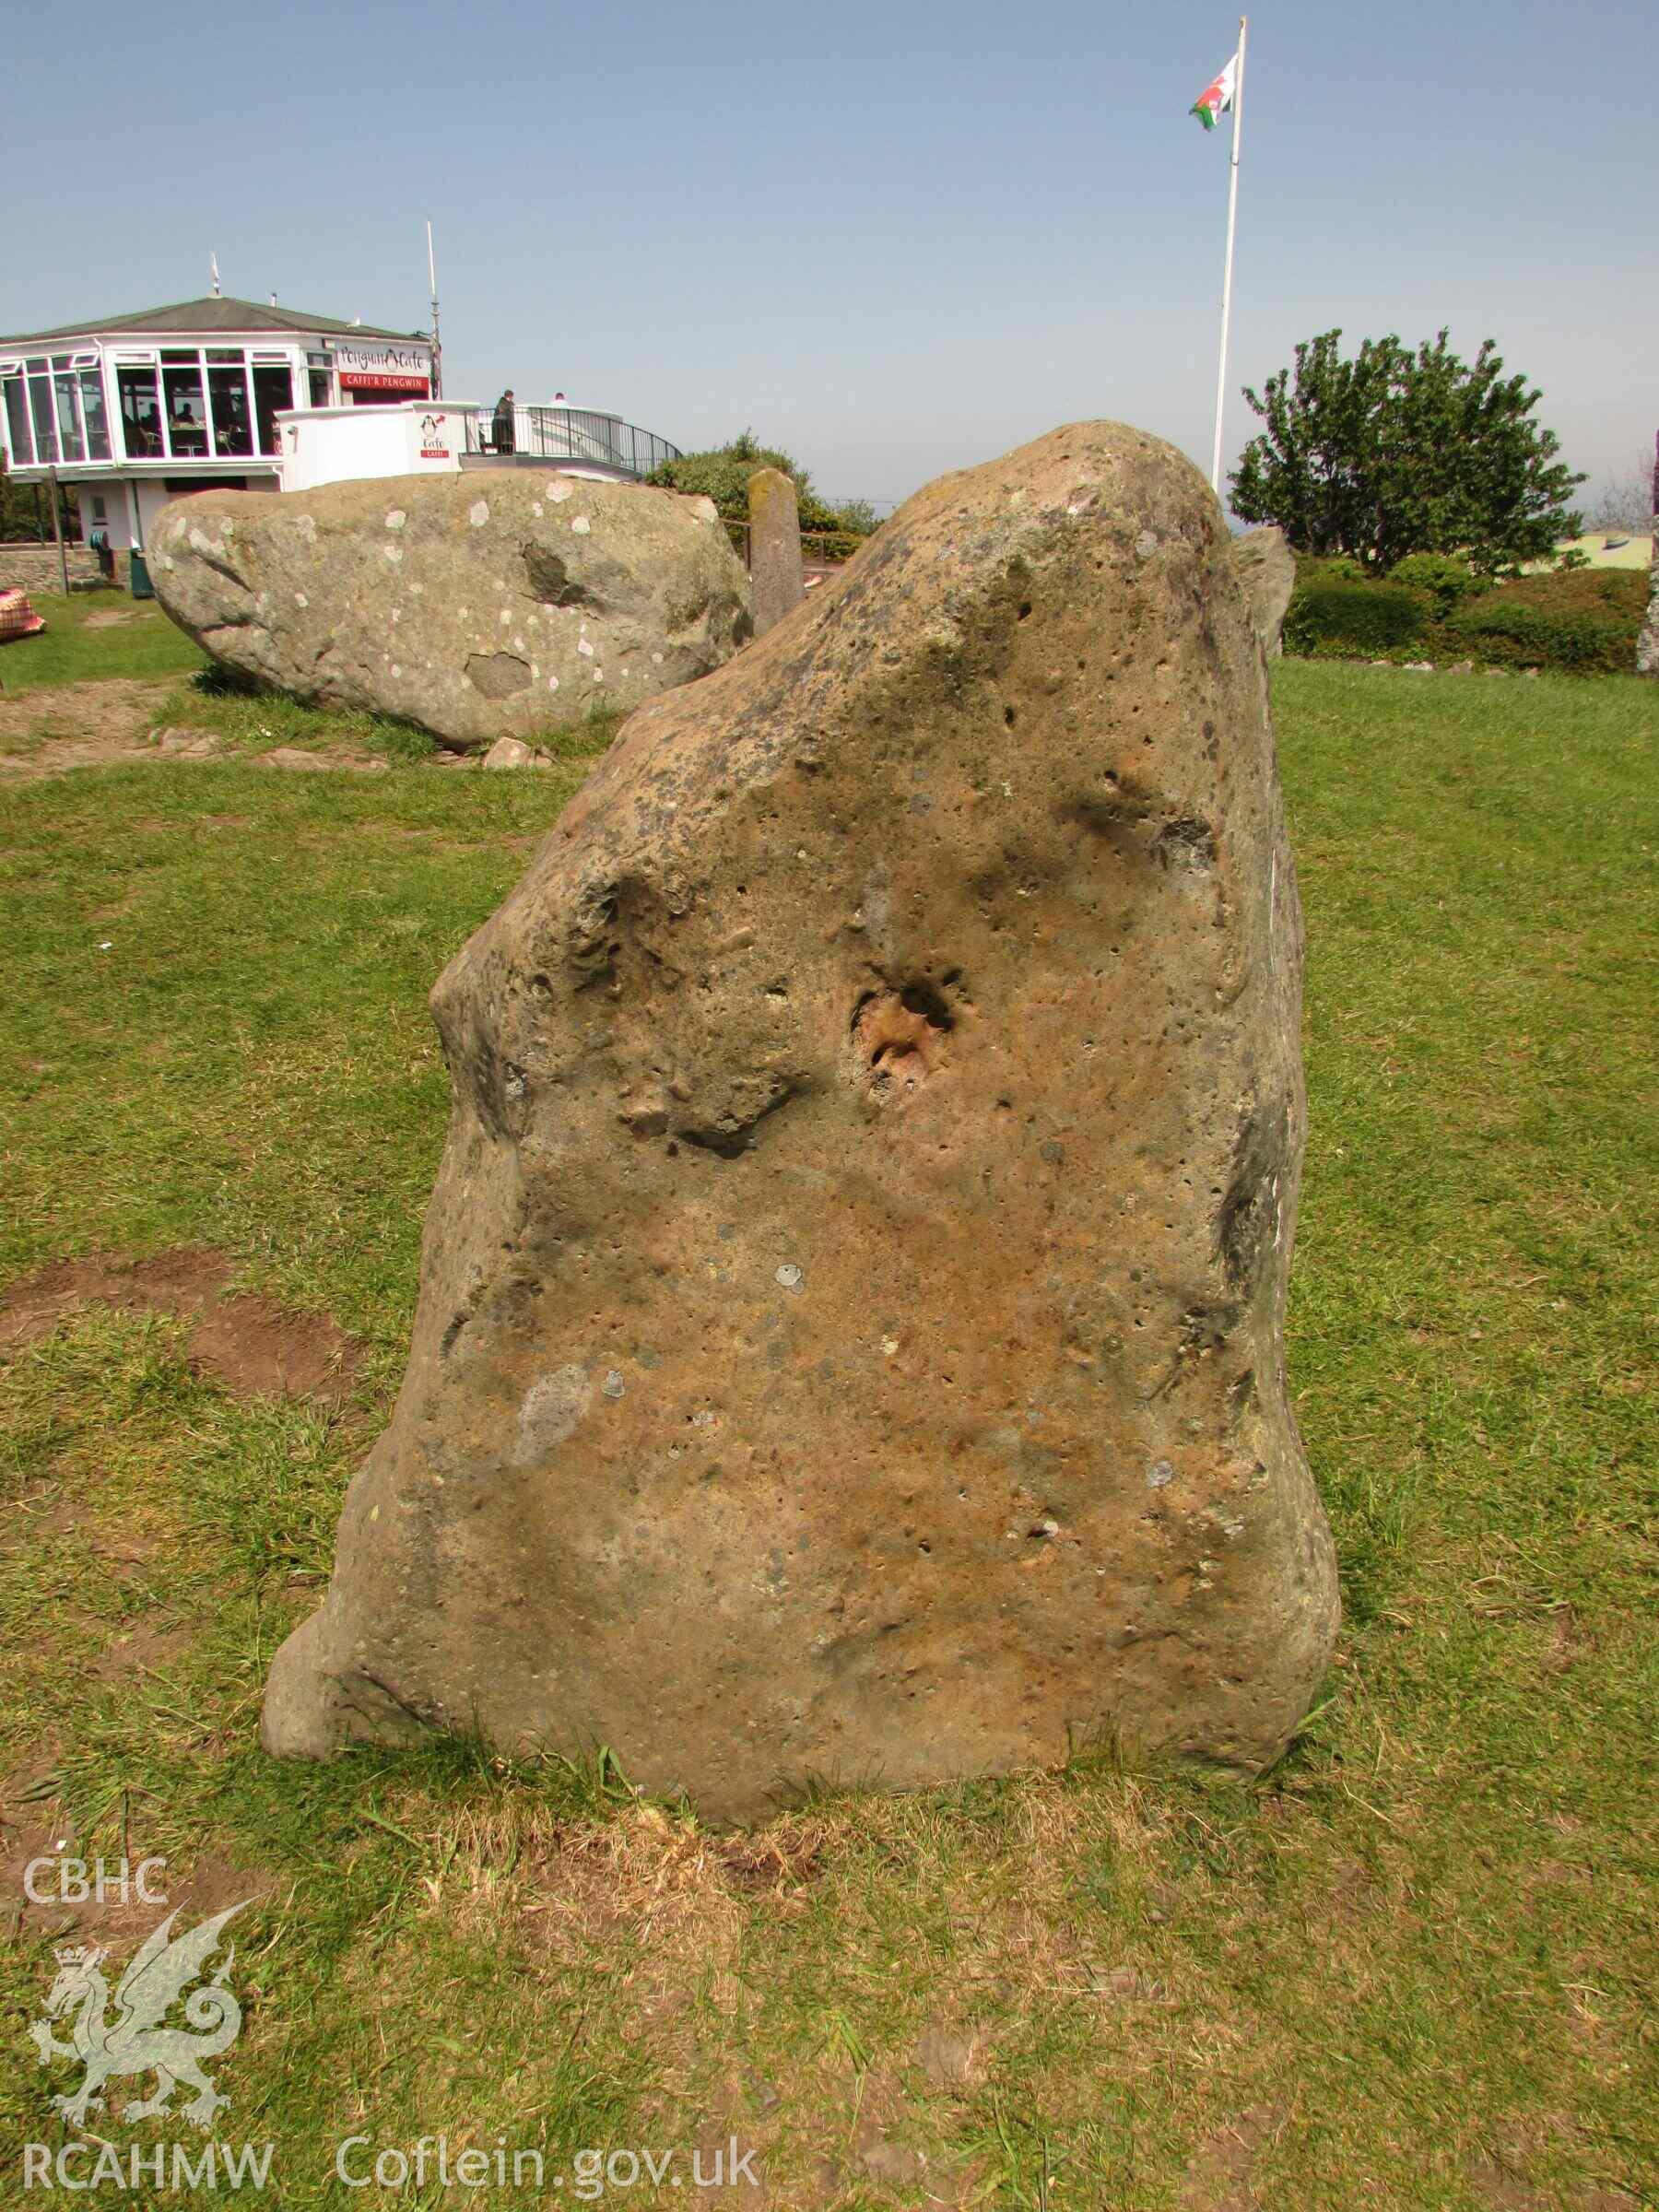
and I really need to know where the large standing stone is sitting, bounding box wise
[262,422,1339,1819]
[148,473,752,750]
[747,465,806,637]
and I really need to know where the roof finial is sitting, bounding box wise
[210,253,221,299]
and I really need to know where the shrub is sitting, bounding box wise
[834,498,880,536]
[1387,552,1488,620]
[1444,598,1632,674]
[1295,554,1367,586]
[1283,580,1428,656]
[647,430,873,540]
[1279,560,1644,673]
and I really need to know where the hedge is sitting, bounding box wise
[1282,580,1428,656]
[1443,599,1634,674]
[1280,559,1647,674]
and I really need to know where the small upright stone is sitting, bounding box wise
[262,422,1339,1820]
[1635,432,1658,676]
[1639,562,1659,674]
[1229,527,1296,657]
[747,466,805,636]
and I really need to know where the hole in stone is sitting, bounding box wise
[852,983,952,1104]
[900,980,954,1030]
[1018,601,1032,620]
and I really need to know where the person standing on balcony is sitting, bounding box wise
[493,388,516,454]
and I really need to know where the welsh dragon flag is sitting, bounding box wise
[1190,55,1238,130]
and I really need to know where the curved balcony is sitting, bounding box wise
[461,404,680,481]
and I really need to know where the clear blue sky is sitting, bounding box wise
[7,0,1653,511]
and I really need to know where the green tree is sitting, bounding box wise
[1229,329,1583,575]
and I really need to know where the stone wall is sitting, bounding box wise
[0,543,105,594]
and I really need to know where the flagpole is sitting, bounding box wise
[427,220,443,401]
[1209,14,1247,493]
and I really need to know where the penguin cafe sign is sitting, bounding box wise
[331,338,432,394]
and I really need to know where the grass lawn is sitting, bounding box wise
[0,662,1654,2207]
[0,589,207,694]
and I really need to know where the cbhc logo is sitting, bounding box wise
[24,1856,168,1905]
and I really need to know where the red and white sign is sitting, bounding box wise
[340,369,429,394]
[330,339,434,397]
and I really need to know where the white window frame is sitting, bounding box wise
[158,346,211,464]
[247,350,300,455]
[0,359,29,465]
[112,350,165,464]
[202,347,256,462]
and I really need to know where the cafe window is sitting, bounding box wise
[206,361,253,457]
[80,370,112,461]
[27,359,59,465]
[161,355,208,459]
[53,371,87,464]
[117,364,164,458]
[307,351,332,407]
[2,370,32,465]
[251,360,293,454]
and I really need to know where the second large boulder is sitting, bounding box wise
[149,473,752,749]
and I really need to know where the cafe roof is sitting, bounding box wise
[0,297,427,347]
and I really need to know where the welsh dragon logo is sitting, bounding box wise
[29,1901,249,2130]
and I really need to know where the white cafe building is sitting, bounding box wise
[1,293,684,578]
[0,294,436,560]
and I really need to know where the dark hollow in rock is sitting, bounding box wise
[465,651,533,699]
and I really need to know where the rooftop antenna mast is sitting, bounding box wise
[209,252,222,300]
[427,220,442,399]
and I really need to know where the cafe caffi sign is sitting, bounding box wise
[329,338,432,392]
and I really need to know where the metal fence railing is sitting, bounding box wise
[463,406,680,478]
[724,519,866,570]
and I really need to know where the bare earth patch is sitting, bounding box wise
[1178,2106,1278,2211]
[1,1813,276,1945]
[0,685,393,778]
[0,1248,362,1406]
[84,1618,196,1686]
[0,677,179,769]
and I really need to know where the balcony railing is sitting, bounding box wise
[463,405,680,478]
